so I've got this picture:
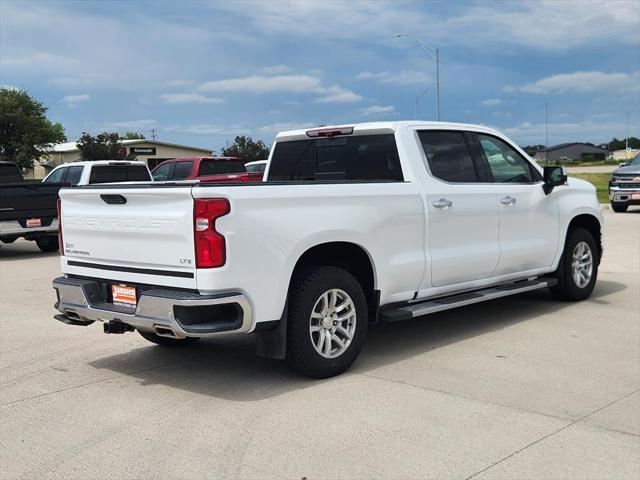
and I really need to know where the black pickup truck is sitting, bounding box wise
[0,161,69,252]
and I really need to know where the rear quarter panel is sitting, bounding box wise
[192,182,425,325]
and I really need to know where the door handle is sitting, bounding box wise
[433,198,453,209]
[500,196,517,206]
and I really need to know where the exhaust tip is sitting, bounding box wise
[153,326,177,338]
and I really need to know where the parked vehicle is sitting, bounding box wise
[609,152,640,212]
[43,161,152,186]
[244,160,268,174]
[0,161,68,252]
[151,157,262,183]
[52,121,603,378]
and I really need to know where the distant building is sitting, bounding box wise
[534,143,610,162]
[33,139,212,178]
[612,149,640,161]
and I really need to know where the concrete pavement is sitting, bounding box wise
[1,208,638,479]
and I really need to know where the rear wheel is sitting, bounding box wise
[138,330,200,347]
[285,266,367,378]
[35,236,59,252]
[550,228,598,301]
[611,202,628,213]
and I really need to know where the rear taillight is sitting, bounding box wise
[57,198,63,256]
[194,198,230,268]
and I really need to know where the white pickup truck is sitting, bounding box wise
[52,121,603,378]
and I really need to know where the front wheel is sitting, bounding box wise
[550,228,598,301]
[35,236,59,252]
[285,266,368,378]
[610,202,628,213]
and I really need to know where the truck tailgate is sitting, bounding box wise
[60,186,197,289]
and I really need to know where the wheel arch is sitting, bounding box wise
[289,241,379,321]
[566,214,602,263]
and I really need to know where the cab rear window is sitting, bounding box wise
[88,165,151,184]
[267,134,403,182]
[198,160,246,176]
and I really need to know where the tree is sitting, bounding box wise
[221,135,270,162]
[123,131,145,139]
[0,88,67,169]
[76,132,134,161]
[522,144,546,156]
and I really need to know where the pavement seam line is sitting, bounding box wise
[0,360,180,408]
[360,372,570,422]
[464,387,640,480]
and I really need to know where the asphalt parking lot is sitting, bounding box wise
[1,208,638,479]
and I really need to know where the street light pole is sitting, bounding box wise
[626,107,637,152]
[394,33,440,121]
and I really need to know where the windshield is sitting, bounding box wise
[630,153,640,166]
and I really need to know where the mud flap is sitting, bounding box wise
[254,303,288,360]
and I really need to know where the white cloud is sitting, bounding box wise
[260,65,291,75]
[102,119,158,130]
[507,71,640,94]
[498,120,627,145]
[164,80,193,88]
[356,70,431,86]
[61,94,90,105]
[164,124,250,136]
[215,0,639,50]
[481,98,502,107]
[160,93,224,104]
[361,105,396,116]
[198,74,362,103]
[199,75,322,94]
[256,122,315,134]
[314,85,362,103]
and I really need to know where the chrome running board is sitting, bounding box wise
[380,277,558,322]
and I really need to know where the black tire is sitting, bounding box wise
[611,202,628,213]
[285,266,368,378]
[137,330,200,347]
[35,236,59,252]
[550,227,598,301]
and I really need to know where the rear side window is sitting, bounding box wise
[44,167,67,183]
[88,165,151,184]
[268,134,403,182]
[418,131,478,182]
[198,160,245,176]
[172,161,194,180]
[0,163,23,182]
[65,166,83,185]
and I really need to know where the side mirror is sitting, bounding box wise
[619,162,628,168]
[542,166,567,195]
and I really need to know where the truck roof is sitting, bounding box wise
[52,160,148,167]
[275,120,505,142]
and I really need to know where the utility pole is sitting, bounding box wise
[149,129,157,141]
[626,107,637,155]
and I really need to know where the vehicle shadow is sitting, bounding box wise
[87,279,626,402]
[0,241,58,261]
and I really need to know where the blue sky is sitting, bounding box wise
[1,0,639,152]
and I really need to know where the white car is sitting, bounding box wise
[43,160,152,186]
[52,121,603,378]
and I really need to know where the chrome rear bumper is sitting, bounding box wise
[52,276,253,338]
